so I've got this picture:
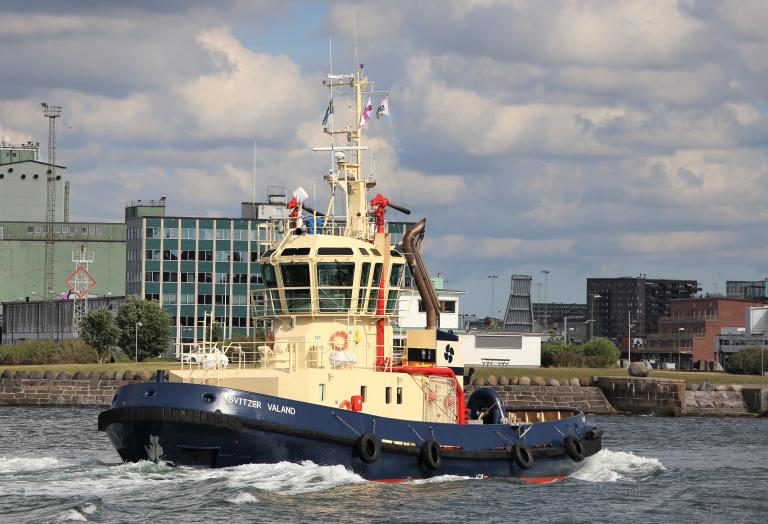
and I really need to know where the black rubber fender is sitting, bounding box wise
[511,442,534,470]
[421,439,441,470]
[355,433,381,464]
[585,427,604,441]
[563,435,585,462]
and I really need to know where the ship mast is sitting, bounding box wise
[319,65,374,240]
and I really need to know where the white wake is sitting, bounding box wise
[571,448,666,483]
[0,456,68,474]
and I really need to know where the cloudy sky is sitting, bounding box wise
[1,0,767,316]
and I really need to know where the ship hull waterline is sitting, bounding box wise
[99,382,601,482]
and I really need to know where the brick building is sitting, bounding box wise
[644,297,767,369]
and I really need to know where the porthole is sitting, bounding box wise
[47,169,52,174]
[20,174,26,180]
[7,168,13,173]
[0,174,4,179]
[33,174,39,179]
[55,175,61,180]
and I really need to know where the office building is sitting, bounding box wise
[125,196,414,345]
[726,279,768,299]
[586,277,699,342]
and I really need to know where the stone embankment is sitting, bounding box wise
[593,376,767,416]
[466,374,616,415]
[0,370,152,407]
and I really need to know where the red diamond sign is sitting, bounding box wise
[66,266,97,299]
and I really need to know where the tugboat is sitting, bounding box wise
[99,66,602,482]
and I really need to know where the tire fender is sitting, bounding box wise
[563,435,585,462]
[355,433,380,464]
[421,439,441,470]
[511,442,534,470]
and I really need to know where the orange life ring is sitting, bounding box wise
[339,400,352,410]
[330,330,348,350]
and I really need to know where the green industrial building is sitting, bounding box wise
[0,139,126,341]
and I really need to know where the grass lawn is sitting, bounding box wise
[471,366,764,385]
[0,361,177,374]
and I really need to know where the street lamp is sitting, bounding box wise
[677,327,685,370]
[590,294,601,340]
[541,269,550,328]
[135,321,143,362]
[487,275,498,318]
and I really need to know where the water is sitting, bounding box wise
[0,407,766,523]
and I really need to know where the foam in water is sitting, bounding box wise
[56,509,87,522]
[571,448,666,483]
[226,492,259,504]
[81,503,98,514]
[215,461,365,495]
[0,456,66,474]
[406,475,474,485]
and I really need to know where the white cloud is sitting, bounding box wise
[178,27,318,140]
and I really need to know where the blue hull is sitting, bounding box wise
[99,381,601,482]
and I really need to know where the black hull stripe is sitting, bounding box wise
[98,406,601,461]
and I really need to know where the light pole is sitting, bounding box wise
[135,321,143,362]
[541,269,550,330]
[590,294,601,340]
[487,275,498,318]
[677,327,684,370]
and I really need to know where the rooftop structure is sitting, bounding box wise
[502,275,535,333]
[726,279,768,299]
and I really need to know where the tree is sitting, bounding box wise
[726,346,767,375]
[206,321,224,342]
[581,337,620,368]
[115,296,171,361]
[80,308,121,364]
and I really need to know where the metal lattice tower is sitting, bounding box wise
[41,102,62,299]
[70,246,95,337]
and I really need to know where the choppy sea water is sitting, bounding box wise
[0,407,766,523]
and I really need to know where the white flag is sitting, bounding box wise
[359,97,373,126]
[376,97,389,119]
[292,186,309,204]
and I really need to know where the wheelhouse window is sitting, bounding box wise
[317,262,354,312]
[260,264,281,314]
[357,262,371,313]
[367,263,383,313]
[386,263,404,314]
[280,263,311,312]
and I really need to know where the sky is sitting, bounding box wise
[1,0,767,317]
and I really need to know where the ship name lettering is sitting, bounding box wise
[268,403,296,415]
[228,396,262,409]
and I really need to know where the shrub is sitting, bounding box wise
[726,347,767,375]
[51,339,98,364]
[581,337,620,368]
[541,341,569,367]
[0,339,97,365]
[554,347,586,368]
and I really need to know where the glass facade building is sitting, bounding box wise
[125,200,412,345]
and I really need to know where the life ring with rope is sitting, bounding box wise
[339,400,352,410]
[330,330,349,350]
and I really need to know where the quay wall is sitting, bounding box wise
[2,369,765,417]
[0,370,152,407]
[593,377,685,416]
[463,384,616,415]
